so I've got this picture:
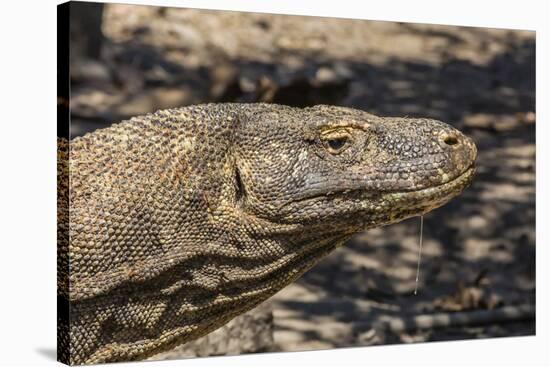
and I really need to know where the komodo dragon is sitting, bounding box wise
[57,103,477,365]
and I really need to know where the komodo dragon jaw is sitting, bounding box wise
[58,103,477,364]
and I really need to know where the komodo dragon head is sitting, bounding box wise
[60,103,476,364]
[233,104,476,231]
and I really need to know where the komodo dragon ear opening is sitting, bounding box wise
[234,166,246,207]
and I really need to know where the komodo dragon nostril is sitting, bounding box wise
[441,133,459,147]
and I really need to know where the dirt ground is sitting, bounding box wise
[68,3,535,356]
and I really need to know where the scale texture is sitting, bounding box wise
[57,103,476,364]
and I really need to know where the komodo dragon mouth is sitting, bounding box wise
[382,164,476,218]
[398,164,476,196]
[277,166,476,231]
[294,164,475,203]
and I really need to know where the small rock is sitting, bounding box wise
[468,215,488,230]
[357,328,380,345]
[315,67,338,84]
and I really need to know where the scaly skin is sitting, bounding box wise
[57,103,476,364]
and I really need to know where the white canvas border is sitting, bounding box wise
[0,1,544,366]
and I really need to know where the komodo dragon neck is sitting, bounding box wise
[58,103,476,364]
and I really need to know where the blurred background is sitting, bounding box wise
[66,1,535,359]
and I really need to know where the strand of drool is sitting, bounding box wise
[414,215,424,295]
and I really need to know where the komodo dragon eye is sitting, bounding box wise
[321,130,352,154]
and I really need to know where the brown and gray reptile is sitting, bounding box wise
[57,103,477,365]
